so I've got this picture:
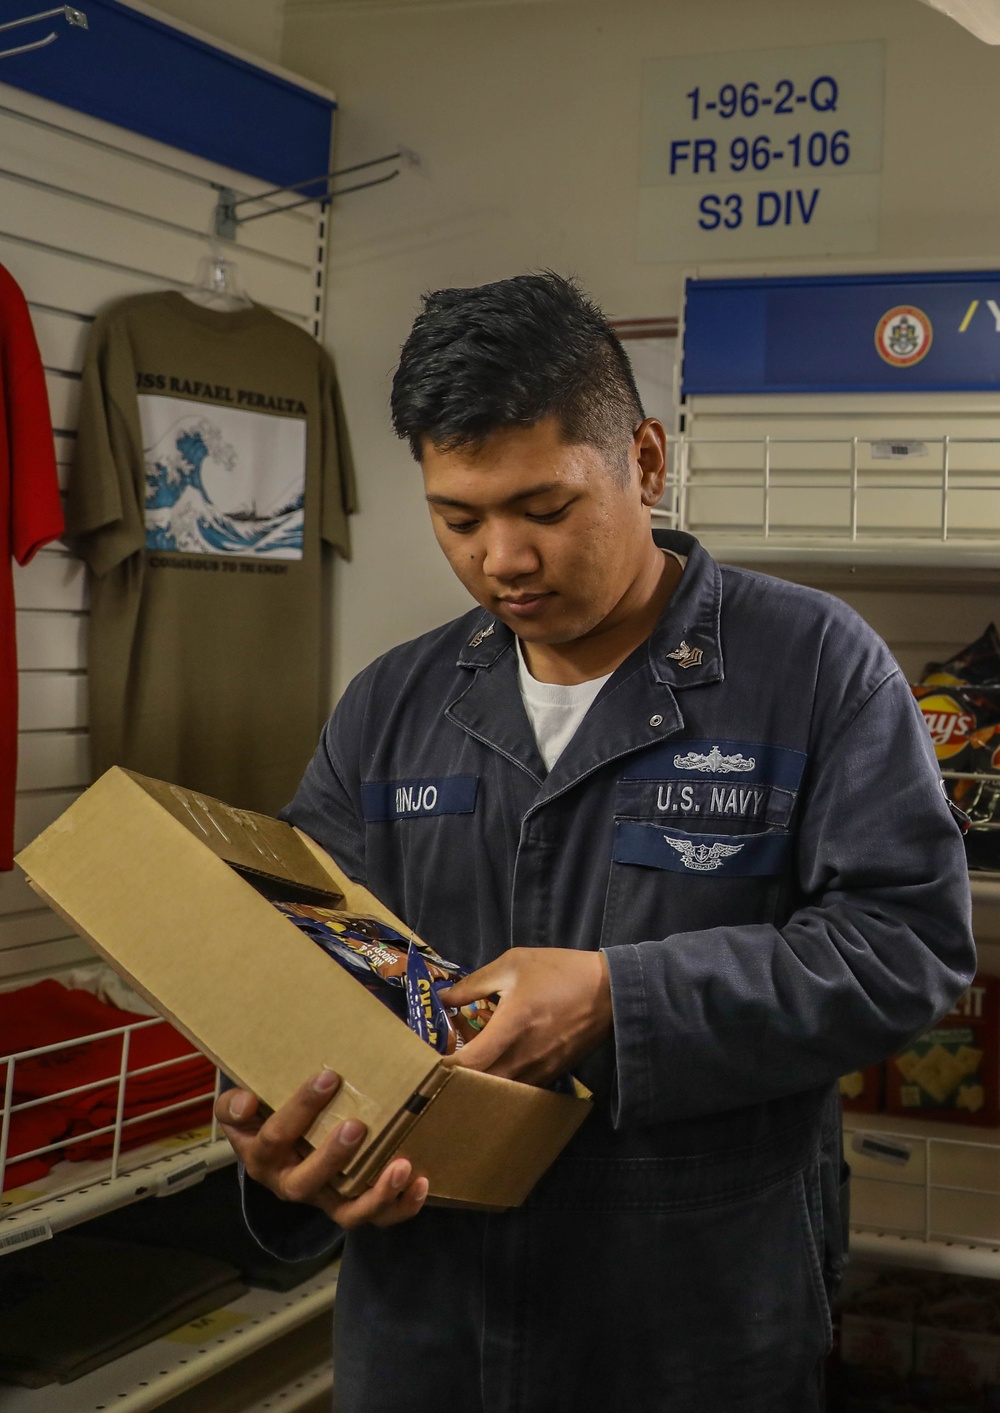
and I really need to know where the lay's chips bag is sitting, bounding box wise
[913,626,1000,870]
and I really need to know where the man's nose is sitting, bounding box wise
[481,524,541,582]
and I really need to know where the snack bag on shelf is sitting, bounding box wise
[885,976,999,1126]
[912,625,1000,871]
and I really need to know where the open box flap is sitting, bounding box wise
[120,769,342,896]
[396,1065,591,1207]
[293,828,417,938]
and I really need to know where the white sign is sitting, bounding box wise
[637,41,885,262]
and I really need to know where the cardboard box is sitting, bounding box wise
[16,768,591,1210]
[885,977,999,1127]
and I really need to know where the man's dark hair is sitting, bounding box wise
[390,272,644,477]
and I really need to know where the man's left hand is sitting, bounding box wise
[438,947,612,1086]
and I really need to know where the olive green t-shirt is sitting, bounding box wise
[67,292,356,815]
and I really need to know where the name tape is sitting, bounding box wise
[361,776,479,822]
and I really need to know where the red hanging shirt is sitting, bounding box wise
[0,264,63,870]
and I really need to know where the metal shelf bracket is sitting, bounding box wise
[0,6,87,61]
[213,148,416,239]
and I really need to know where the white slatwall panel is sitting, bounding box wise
[4,78,330,981]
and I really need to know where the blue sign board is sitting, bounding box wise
[682,271,1000,395]
[0,0,335,192]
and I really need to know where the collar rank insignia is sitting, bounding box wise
[468,623,495,650]
[664,836,745,872]
[666,640,703,670]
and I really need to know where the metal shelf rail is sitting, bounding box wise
[0,1263,339,1413]
[1,1015,233,1253]
[848,1228,1000,1281]
[651,434,1000,562]
[242,1362,334,1413]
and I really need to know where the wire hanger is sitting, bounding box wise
[0,6,87,61]
[182,246,253,313]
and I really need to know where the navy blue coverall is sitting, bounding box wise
[243,530,974,1412]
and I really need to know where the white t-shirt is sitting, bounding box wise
[517,642,613,771]
[517,548,687,771]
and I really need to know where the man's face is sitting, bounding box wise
[422,415,665,646]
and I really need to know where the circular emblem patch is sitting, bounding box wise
[918,694,975,760]
[875,306,933,367]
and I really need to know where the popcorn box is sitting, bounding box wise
[885,977,1000,1127]
[839,1064,883,1114]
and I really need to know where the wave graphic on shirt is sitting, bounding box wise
[143,414,304,557]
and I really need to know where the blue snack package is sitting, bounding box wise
[272,903,410,1018]
[405,941,457,1054]
[273,903,580,1092]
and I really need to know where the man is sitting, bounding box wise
[217,273,974,1411]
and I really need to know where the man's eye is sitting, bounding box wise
[445,520,478,534]
[527,503,571,523]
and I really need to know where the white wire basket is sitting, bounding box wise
[653,434,1000,561]
[0,1015,231,1254]
[848,1121,1000,1247]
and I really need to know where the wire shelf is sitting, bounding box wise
[844,1114,1000,1278]
[0,1014,232,1252]
[0,1264,338,1413]
[655,433,1000,562]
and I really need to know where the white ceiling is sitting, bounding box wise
[285,0,567,12]
[916,0,1000,41]
[283,0,1000,39]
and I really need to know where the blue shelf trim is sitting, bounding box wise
[0,0,335,192]
[683,270,1000,396]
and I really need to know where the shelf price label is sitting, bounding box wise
[638,41,885,261]
[165,1307,249,1344]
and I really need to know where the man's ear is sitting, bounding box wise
[634,419,668,505]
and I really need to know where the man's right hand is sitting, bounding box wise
[215,1067,429,1229]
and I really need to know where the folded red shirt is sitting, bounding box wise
[1,981,216,1185]
[65,1103,215,1162]
[1,980,141,1055]
[2,1107,72,1188]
